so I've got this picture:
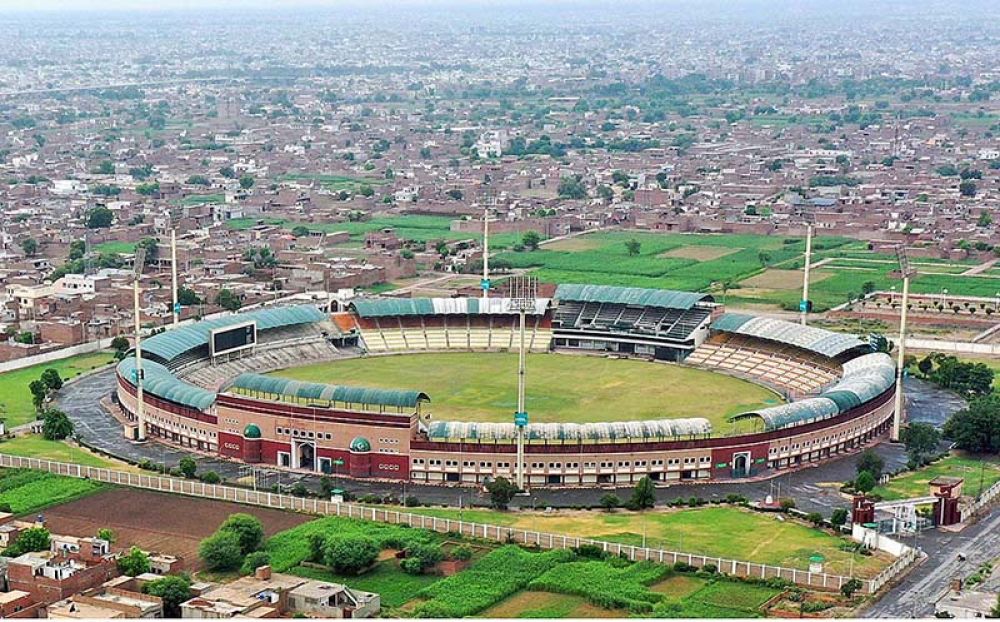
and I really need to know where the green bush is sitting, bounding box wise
[528,559,669,612]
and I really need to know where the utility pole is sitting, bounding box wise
[132,247,147,442]
[171,229,179,326]
[800,224,813,326]
[509,274,537,490]
[892,245,915,442]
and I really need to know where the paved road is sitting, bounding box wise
[57,370,965,513]
[863,505,1000,618]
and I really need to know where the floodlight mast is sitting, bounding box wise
[171,229,179,326]
[892,244,915,443]
[132,247,148,442]
[509,274,537,490]
[800,224,813,326]
[482,189,495,300]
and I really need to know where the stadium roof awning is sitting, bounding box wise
[426,418,711,442]
[728,352,895,431]
[116,357,217,411]
[555,284,712,310]
[349,297,551,318]
[711,313,867,358]
[229,372,429,409]
[141,304,326,364]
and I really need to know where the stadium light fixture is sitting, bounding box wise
[132,247,148,442]
[509,274,538,491]
[890,244,913,443]
[481,187,496,300]
[799,224,813,326]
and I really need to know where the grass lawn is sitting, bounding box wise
[268,352,781,425]
[0,352,116,427]
[873,452,1000,501]
[0,469,103,515]
[173,193,225,206]
[0,436,117,468]
[394,506,889,578]
[92,241,137,254]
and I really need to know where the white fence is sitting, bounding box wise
[961,478,1000,518]
[0,452,918,595]
[0,339,115,374]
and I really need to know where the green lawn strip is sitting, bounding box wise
[0,468,103,515]
[0,351,116,427]
[873,453,1000,501]
[266,352,779,426]
[92,241,137,254]
[413,546,573,617]
[652,579,780,618]
[0,436,116,467]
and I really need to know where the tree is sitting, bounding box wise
[599,493,621,512]
[855,449,885,480]
[97,528,116,543]
[6,527,50,556]
[68,239,86,260]
[239,174,255,190]
[485,476,519,510]
[291,225,310,238]
[446,188,463,200]
[861,281,876,296]
[85,206,114,229]
[40,368,63,391]
[177,286,201,306]
[841,577,863,598]
[29,379,48,411]
[219,513,264,555]
[943,394,1000,454]
[186,175,211,186]
[831,508,849,527]
[959,180,977,197]
[217,288,242,312]
[855,470,877,494]
[322,536,378,575]
[201,471,221,484]
[178,456,197,479]
[902,422,941,467]
[144,574,192,618]
[199,531,243,571]
[219,165,236,179]
[42,408,74,440]
[557,175,587,199]
[138,238,159,266]
[522,231,541,251]
[111,336,131,355]
[20,238,38,257]
[241,551,270,575]
[596,184,614,201]
[978,211,993,228]
[918,355,934,376]
[757,251,772,267]
[625,238,642,257]
[117,546,151,576]
[628,476,656,510]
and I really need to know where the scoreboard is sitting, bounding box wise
[210,321,257,357]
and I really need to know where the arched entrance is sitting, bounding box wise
[732,452,751,478]
[293,440,316,471]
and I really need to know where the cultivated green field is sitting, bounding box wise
[873,453,1000,501]
[0,436,118,468]
[0,468,103,515]
[270,352,782,425]
[225,214,527,247]
[495,230,1000,312]
[0,352,115,427]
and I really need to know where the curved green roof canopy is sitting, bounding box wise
[142,304,326,364]
[711,313,867,358]
[229,372,429,409]
[116,357,217,411]
[426,418,711,442]
[555,284,712,310]
[728,352,895,431]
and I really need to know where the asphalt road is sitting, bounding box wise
[863,505,1000,618]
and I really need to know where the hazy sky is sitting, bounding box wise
[2,0,548,11]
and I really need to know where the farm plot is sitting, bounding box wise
[0,468,103,515]
[43,488,312,570]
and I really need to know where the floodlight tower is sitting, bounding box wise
[481,189,495,300]
[799,224,813,326]
[891,244,915,442]
[132,247,148,441]
[171,229,180,326]
[509,274,537,490]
